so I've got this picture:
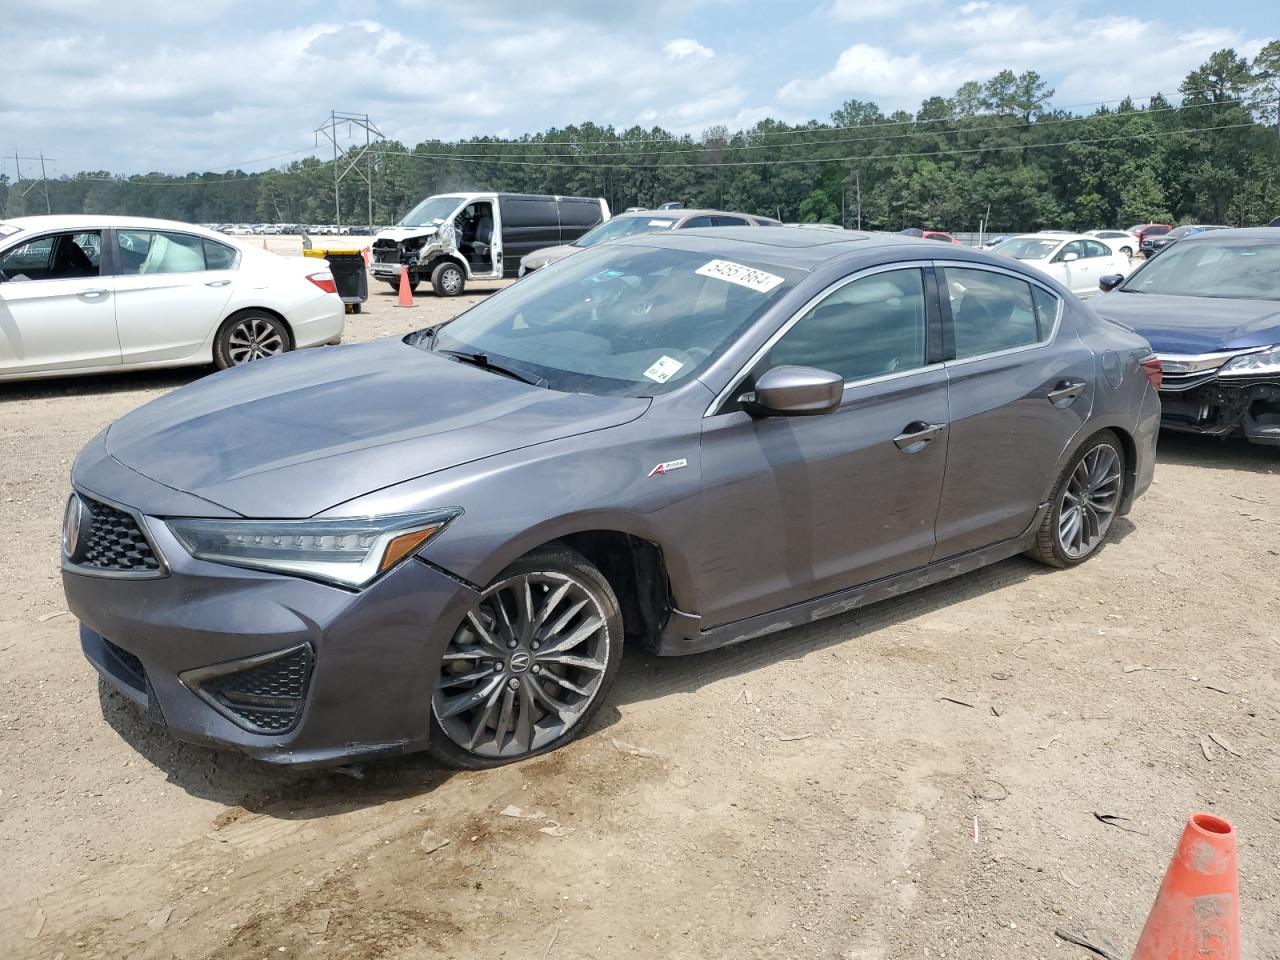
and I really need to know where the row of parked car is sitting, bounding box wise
[210,223,377,237]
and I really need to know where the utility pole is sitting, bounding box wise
[6,150,55,215]
[855,169,862,230]
[314,111,383,231]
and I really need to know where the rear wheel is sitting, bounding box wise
[1120,246,1133,258]
[1028,432,1125,568]
[428,546,623,769]
[213,310,290,369]
[431,261,466,297]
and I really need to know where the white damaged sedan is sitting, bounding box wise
[0,215,345,381]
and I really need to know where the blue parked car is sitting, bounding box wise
[1093,228,1280,445]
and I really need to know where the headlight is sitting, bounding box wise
[167,510,459,588]
[1218,344,1280,377]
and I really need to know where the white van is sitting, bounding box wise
[370,192,609,296]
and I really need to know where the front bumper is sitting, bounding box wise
[1157,379,1280,445]
[64,498,478,766]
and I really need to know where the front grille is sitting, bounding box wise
[1159,370,1220,392]
[187,645,313,735]
[80,497,161,573]
[372,241,403,265]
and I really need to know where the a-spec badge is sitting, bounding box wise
[647,458,688,477]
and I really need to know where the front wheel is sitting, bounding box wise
[213,311,291,369]
[431,261,466,297]
[428,546,623,769]
[1027,432,1125,568]
[1120,246,1133,258]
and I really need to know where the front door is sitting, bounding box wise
[697,266,950,628]
[0,230,119,376]
[932,264,1095,559]
[458,201,501,278]
[110,228,237,364]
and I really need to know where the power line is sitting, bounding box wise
[370,121,1259,169]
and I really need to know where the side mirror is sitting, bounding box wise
[1061,251,1079,262]
[1098,274,1124,293]
[744,366,844,417]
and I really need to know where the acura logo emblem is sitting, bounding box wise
[509,651,532,673]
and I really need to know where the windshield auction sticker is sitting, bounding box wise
[644,356,684,383]
[695,259,785,293]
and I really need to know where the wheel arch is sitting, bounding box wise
[1044,421,1139,516]
[421,252,470,278]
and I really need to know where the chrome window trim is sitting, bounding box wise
[933,259,1063,368]
[61,487,171,580]
[703,260,937,418]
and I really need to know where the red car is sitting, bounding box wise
[899,228,961,244]
[1127,223,1172,244]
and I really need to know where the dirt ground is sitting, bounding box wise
[1,238,1277,959]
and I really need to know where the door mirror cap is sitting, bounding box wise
[745,365,844,417]
[1061,251,1079,262]
[1098,274,1124,292]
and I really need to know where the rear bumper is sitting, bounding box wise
[289,295,346,350]
[65,511,478,766]
[1158,379,1280,445]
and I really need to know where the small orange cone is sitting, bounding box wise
[395,265,415,308]
[362,246,371,267]
[1132,813,1240,960]
[261,237,268,250]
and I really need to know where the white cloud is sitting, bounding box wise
[664,37,715,60]
[779,43,965,104]
[827,0,925,21]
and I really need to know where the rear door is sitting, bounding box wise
[0,229,120,376]
[557,199,605,244]
[111,229,237,364]
[931,264,1094,559]
[698,265,950,626]
[498,197,559,275]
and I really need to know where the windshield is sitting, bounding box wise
[576,216,678,248]
[1120,238,1280,301]
[420,244,802,396]
[1166,226,1194,240]
[992,237,1060,260]
[399,195,465,228]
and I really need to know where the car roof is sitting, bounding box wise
[1180,227,1279,241]
[1005,232,1093,242]
[1,214,226,237]
[609,225,985,271]
[611,209,773,223]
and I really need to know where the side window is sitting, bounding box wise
[203,239,238,271]
[1054,240,1086,262]
[0,232,99,281]
[945,268,1041,359]
[116,231,207,275]
[681,216,716,228]
[766,268,927,383]
[1031,286,1060,337]
[1083,239,1110,259]
[712,216,750,227]
[558,199,603,229]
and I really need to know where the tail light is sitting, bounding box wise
[1139,356,1163,391]
[306,270,337,294]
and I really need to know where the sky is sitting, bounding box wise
[0,0,1273,176]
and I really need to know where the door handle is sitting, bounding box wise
[76,288,109,299]
[1047,380,1087,406]
[205,279,231,287]
[893,421,946,452]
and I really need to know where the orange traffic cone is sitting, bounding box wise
[1132,813,1240,960]
[361,246,371,267]
[395,265,415,308]
[261,237,268,250]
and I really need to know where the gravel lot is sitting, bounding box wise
[1,239,1277,959]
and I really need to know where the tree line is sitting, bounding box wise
[3,45,1279,233]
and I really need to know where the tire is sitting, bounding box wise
[213,310,291,370]
[1027,431,1125,569]
[1120,246,1133,258]
[431,261,466,297]
[428,545,624,769]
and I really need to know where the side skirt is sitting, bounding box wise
[656,503,1049,657]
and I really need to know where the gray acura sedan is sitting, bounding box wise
[64,228,1160,769]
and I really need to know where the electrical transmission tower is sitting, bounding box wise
[4,150,55,216]
[314,111,383,231]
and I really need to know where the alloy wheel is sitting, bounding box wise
[1057,443,1121,559]
[227,316,285,364]
[432,571,612,759]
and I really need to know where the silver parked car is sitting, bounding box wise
[64,228,1160,769]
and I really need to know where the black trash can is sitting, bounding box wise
[325,252,369,314]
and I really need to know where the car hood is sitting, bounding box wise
[103,339,649,518]
[1090,292,1280,354]
[375,226,439,243]
[524,244,579,269]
